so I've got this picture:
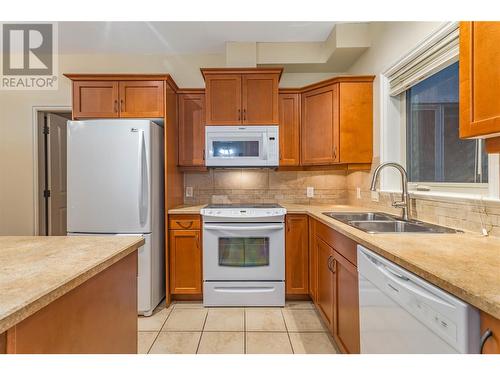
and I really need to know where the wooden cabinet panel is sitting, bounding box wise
[169,230,202,295]
[339,82,373,163]
[178,93,205,166]
[315,220,357,266]
[119,81,164,118]
[480,311,500,354]
[460,22,500,139]
[301,84,339,165]
[205,74,242,125]
[278,93,301,166]
[316,237,334,329]
[285,214,309,295]
[332,250,360,354]
[242,74,279,124]
[309,218,318,302]
[72,81,119,118]
[168,214,201,230]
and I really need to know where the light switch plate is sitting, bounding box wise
[356,187,361,199]
[306,186,314,198]
[371,190,379,202]
[185,186,193,198]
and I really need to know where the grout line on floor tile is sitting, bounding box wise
[280,308,295,354]
[195,308,209,354]
[243,308,247,354]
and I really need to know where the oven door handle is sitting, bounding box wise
[203,224,284,231]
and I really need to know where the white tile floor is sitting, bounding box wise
[138,300,338,354]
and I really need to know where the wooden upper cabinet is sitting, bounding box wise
[301,77,374,166]
[205,74,242,124]
[460,22,500,140]
[332,250,360,354]
[201,68,283,125]
[285,214,309,295]
[301,84,339,165]
[242,74,279,124]
[178,93,206,166]
[278,92,301,166]
[65,75,170,119]
[119,81,164,118]
[72,81,119,118]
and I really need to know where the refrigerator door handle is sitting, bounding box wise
[138,129,149,226]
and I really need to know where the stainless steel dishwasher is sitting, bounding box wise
[357,245,480,353]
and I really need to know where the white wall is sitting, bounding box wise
[0,51,339,235]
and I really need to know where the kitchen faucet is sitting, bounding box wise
[370,162,411,221]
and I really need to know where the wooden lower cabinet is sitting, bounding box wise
[316,237,335,329]
[285,214,309,295]
[480,311,500,354]
[332,250,360,354]
[169,228,202,295]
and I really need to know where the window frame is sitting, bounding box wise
[378,23,499,200]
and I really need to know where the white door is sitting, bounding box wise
[67,120,151,233]
[203,223,285,281]
[48,113,68,235]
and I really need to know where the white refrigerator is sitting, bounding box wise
[67,119,165,316]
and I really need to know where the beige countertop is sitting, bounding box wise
[169,203,500,319]
[0,236,144,333]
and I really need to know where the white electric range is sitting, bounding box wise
[201,204,287,306]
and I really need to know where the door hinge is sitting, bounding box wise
[43,189,51,198]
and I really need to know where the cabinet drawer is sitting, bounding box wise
[315,220,357,266]
[169,215,201,230]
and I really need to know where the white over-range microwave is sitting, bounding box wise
[205,125,279,167]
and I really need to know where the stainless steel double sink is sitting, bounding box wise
[322,212,461,234]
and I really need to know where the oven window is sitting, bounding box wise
[218,237,270,267]
[213,141,259,157]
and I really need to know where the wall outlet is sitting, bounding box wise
[371,190,379,202]
[185,186,193,198]
[306,186,314,198]
[356,187,361,199]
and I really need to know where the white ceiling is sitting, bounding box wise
[58,22,337,55]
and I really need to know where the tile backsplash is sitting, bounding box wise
[183,168,500,237]
[184,169,348,205]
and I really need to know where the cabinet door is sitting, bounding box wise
[118,81,164,118]
[178,93,206,166]
[205,74,242,125]
[278,93,301,166]
[169,230,202,294]
[309,218,318,303]
[301,84,339,165]
[285,214,309,295]
[480,311,500,354]
[339,82,373,163]
[316,237,334,330]
[242,74,279,124]
[332,250,360,354]
[460,22,500,139]
[72,81,119,119]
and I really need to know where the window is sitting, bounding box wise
[406,62,488,184]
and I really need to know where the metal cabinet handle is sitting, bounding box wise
[120,99,125,112]
[238,109,241,121]
[202,149,205,161]
[243,108,246,121]
[176,221,193,229]
[332,258,337,273]
[327,256,333,272]
[333,146,337,160]
[480,329,493,354]
[114,100,118,113]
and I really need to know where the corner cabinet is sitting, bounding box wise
[65,74,166,119]
[178,91,206,167]
[459,21,500,149]
[301,77,374,166]
[168,215,202,295]
[201,68,282,125]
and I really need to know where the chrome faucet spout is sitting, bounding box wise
[369,162,411,221]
